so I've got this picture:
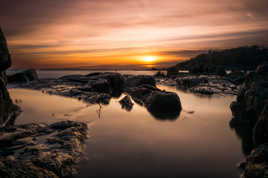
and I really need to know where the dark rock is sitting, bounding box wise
[145,91,182,120]
[0,28,11,71]
[8,69,39,83]
[167,66,178,77]
[174,75,238,95]
[85,93,111,105]
[215,67,226,76]
[119,95,133,111]
[230,63,268,127]
[124,75,156,88]
[256,63,268,75]
[0,28,20,128]
[0,120,88,178]
[125,84,160,105]
[154,71,166,78]
[125,83,182,120]
[176,76,208,89]
[253,101,268,146]
[59,75,89,84]
[227,71,245,85]
[240,144,268,178]
[80,79,110,93]
[87,72,124,97]
[230,64,268,177]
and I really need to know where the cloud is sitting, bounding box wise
[1,0,268,69]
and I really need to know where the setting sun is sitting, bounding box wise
[142,56,157,63]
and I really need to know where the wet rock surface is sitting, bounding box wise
[0,120,88,178]
[230,64,268,178]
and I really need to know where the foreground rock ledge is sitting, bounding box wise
[0,120,88,178]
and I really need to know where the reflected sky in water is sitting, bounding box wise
[9,86,244,178]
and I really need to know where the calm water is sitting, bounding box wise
[9,84,244,178]
[7,70,158,79]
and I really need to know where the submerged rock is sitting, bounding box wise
[0,120,88,178]
[8,69,39,83]
[119,95,133,111]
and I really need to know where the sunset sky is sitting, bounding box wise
[1,0,268,69]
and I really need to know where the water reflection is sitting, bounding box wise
[9,88,244,178]
[96,104,102,119]
[147,107,181,121]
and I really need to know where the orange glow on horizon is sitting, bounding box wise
[141,56,158,63]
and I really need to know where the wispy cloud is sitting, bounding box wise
[1,0,268,69]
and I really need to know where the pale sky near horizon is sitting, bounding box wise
[1,0,268,69]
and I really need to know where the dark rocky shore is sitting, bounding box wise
[230,63,268,178]
[0,28,88,177]
[14,72,182,120]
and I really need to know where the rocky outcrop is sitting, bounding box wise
[0,28,20,127]
[0,28,11,71]
[145,91,182,120]
[0,121,88,178]
[124,75,156,88]
[230,64,268,178]
[230,64,268,127]
[119,95,134,111]
[125,84,182,119]
[20,72,183,119]
[125,84,160,105]
[239,144,268,178]
[7,69,39,83]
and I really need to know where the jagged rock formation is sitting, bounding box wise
[230,64,268,178]
[0,121,88,178]
[230,64,268,128]
[0,28,89,177]
[0,28,11,71]
[0,28,20,127]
